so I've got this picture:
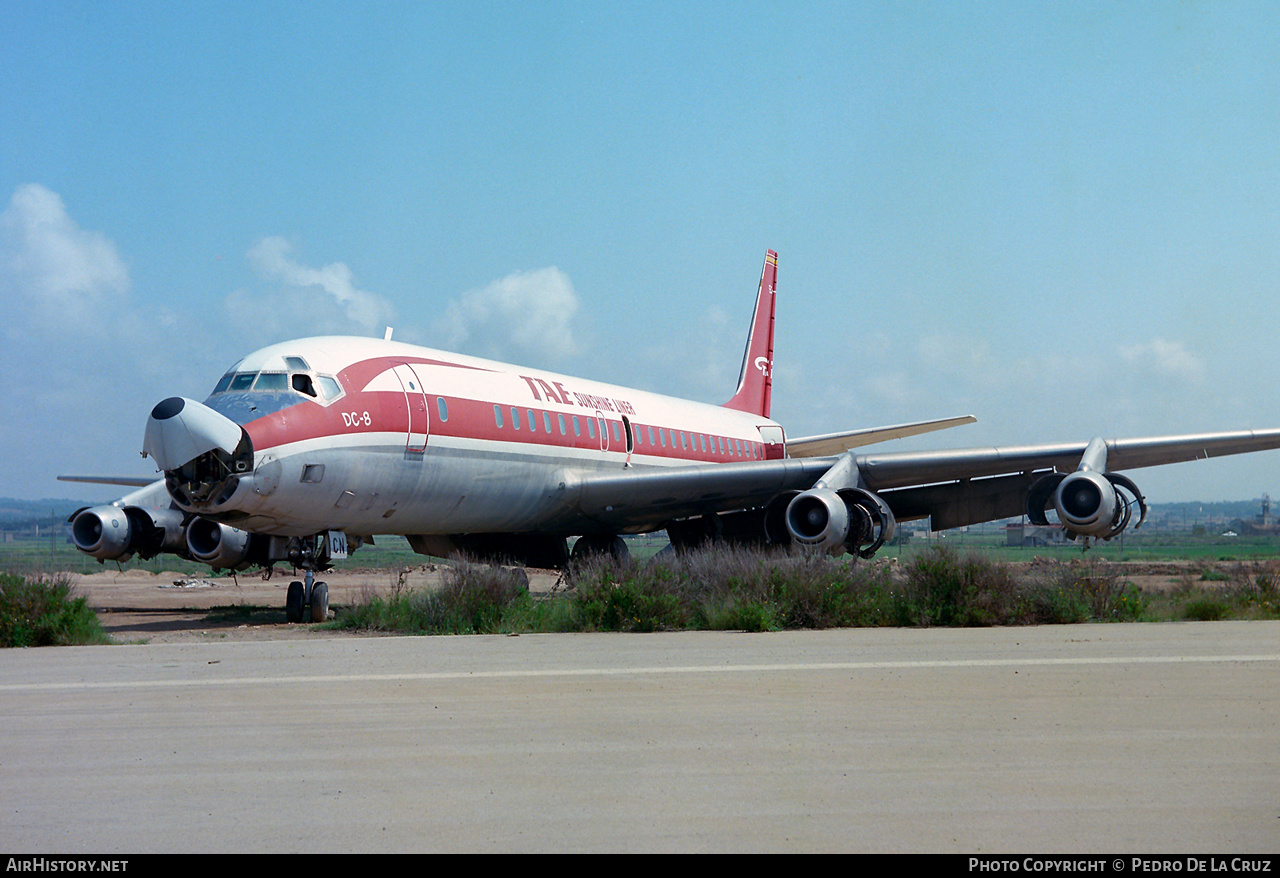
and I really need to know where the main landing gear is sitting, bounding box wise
[286,569,329,623]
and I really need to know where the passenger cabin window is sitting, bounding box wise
[494,406,504,428]
[437,398,449,422]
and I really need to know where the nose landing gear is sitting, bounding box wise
[286,569,330,623]
[282,532,345,623]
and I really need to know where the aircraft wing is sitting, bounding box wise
[558,428,1280,536]
[858,429,1280,491]
[555,457,835,533]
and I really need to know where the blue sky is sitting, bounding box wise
[4,1,1280,505]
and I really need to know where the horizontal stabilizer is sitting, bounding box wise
[58,475,160,488]
[787,415,977,458]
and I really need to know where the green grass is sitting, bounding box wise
[333,558,538,634]
[328,543,1280,636]
[0,571,112,647]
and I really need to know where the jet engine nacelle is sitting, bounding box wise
[784,486,896,558]
[785,488,848,553]
[1027,470,1146,541]
[184,518,255,569]
[1054,470,1119,536]
[70,505,186,562]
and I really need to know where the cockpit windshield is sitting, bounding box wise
[211,367,343,401]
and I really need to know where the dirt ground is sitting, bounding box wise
[73,564,565,644]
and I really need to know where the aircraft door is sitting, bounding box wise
[392,364,429,452]
[759,425,785,460]
[596,411,609,453]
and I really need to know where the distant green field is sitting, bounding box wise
[889,531,1280,564]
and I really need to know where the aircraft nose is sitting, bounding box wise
[143,396,246,472]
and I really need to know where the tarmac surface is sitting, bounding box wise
[2,578,1278,853]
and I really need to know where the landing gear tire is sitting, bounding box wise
[310,581,329,622]
[571,534,630,565]
[565,535,630,587]
[286,581,305,623]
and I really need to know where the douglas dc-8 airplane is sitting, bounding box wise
[65,250,1280,621]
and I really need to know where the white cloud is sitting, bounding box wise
[442,266,579,361]
[0,185,161,497]
[247,236,395,332]
[1118,337,1206,385]
[0,183,130,323]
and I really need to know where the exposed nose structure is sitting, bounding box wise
[143,396,253,510]
[143,397,243,471]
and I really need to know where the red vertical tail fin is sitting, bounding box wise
[722,250,777,417]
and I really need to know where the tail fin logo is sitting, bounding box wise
[754,355,772,377]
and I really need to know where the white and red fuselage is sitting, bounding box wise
[187,333,785,540]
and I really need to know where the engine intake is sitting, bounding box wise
[784,486,896,558]
[70,505,186,562]
[1027,470,1146,540]
[185,518,256,569]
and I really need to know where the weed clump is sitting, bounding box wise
[567,546,895,632]
[897,546,1025,626]
[1182,595,1229,621]
[337,558,533,634]
[1043,560,1146,622]
[894,547,1147,626]
[0,572,111,647]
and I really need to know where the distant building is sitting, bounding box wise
[1005,522,1068,547]
[1231,494,1280,536]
